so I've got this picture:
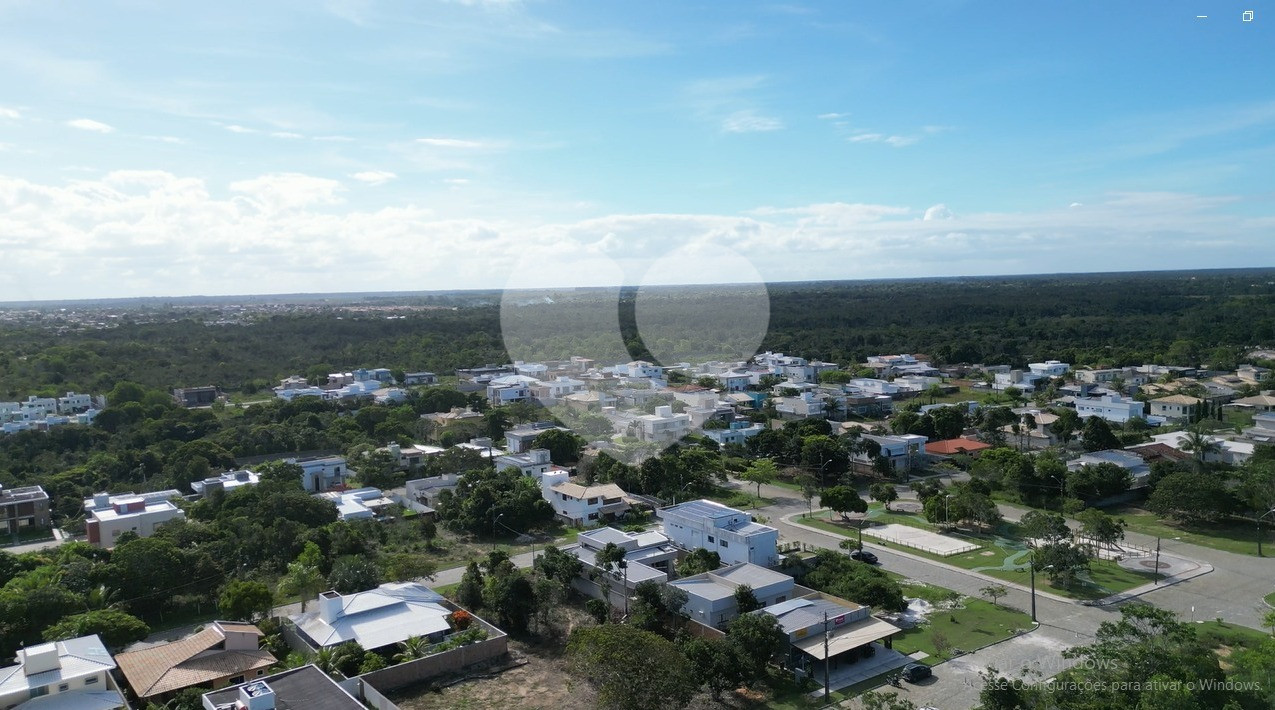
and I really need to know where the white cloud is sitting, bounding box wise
[350,170,398,185]
[0,107,19,119]
[313,135,355,142]
[1070,202,1084,208]
[0,175,1265,301]
[65,118,114,133]
[416,137,487,148]
[923,204,954,221]
[271,131,304,139]
[146,135,186,144]
[224,124,257,134]
[722,110,783,134]
[817,112,847,120]
[849,131,918,147]
[444,178,471,185]
[229,173,345,212]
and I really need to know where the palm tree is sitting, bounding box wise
[1179,428,1221,471]
[313,648,338,676]
[277,562,324,612]
[394,635,431,663]
[925,383,944,405]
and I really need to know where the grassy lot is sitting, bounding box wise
[1265,591,1275,608]
[1105,506,1264,557]
[705,486,775,510]
[1196,409,1255,434]
[798,511,1158,600]
[1194,619,1272,652]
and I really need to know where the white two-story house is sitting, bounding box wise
[659,499,779,567]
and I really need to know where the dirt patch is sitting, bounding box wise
[390,638,595,710]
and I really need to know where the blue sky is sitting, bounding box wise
[0,0,1272,300]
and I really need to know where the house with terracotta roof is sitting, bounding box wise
[537,471,639,527]
[924,437,992,457]
[114,621,276,705]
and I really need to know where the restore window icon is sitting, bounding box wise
[1242,10,1254,22]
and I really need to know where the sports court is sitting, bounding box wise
[862,523,980,556]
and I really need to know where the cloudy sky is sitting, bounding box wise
[0,1,1271,301]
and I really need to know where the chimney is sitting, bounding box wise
[238,680,276,710]
[318,590,343,624]
[19,642,61,676]
[655,405,672,418]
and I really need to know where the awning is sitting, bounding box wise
[793,617,903,660]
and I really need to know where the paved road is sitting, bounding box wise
[726,476,1273,709]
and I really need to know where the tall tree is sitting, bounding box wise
[567,625,697,710]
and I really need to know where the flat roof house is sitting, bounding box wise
[659,499,779,568]
[191,470,259,497]
[561,527,679,609]
[84,490,185,548]
[287,456,348,493]
[315,488,394,522]
[114,621,276,704]
[764,595,903,686]
[0,635,125,710]
[670,562,796,628]
[0,484,51,537]
[201,665,365,710]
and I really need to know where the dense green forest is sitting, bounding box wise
[2,269,1274,398]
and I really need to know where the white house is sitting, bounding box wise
[669,563,796,629]
[382,442,445,470]
[634,406,692,443]
[615,361,664,379]
[1149,431,1254,465]
[561,527,679,608]
[993,370,1046,393]
[403,372,438,385]
[858,434,929,471]
[1241,411,1275,443]
[701,422,765,447]
[505,422,571,454]
[316,487,395,521]
[532,376,586,402]
[1074,394,1146,424]
[56,392,94,414]
[84,490,185,548]
[0,635,124,710]
[1028,360,1071,377]
[289,456,349,493]
[290,583,457,652]
[494,448,566,479]
[486,379,535,406]
[849,378,901,397]
[1148,395,1203,422]
[1067,450,1150,488]
[659,499,779,567]
[774,392,826,419]
[538,471,633,527]
[191,470,259,496]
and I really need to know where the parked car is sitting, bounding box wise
[849,548,878,564]
[901,663,933,682]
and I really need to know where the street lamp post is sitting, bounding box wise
[944,494,952,526]
[492,512,503,553]
[1258,507,1275,557]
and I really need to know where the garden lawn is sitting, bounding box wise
[891,596,1033,663]
[798,512,1158,600]
[1265,591,1275,608]
[1194,620,1272,652]
[1107,507,1264,557]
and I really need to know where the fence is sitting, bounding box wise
[338,677,401,710]
[359,631,508,692]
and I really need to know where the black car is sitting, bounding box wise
[901,663,933,683]
[849,548,878,564]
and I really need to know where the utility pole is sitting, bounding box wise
[1154,536,1161,584]
[1029,562,1037,622]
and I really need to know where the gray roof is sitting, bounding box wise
[764,598,859,634]
[713,563,791,588]
[202,665,364,710]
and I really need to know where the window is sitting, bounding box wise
[57,684,69,692]
[707,535,715,543]
[84,677,98,685]
[257,670,265,676]
[29,686,48,699]
[229,676,245,684]
[587,513,599,520]
[719,540,728,547]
